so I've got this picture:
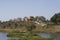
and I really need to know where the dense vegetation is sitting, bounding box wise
[0,13,60,40]
[7,30,54,40]
[0,16,46,30]
[50,13,60,24]
[0,13,60,33]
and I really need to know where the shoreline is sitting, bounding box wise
[0,29,60,34]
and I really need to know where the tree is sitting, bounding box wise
[35,16,46,22]
[50,13,60,24]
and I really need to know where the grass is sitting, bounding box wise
[7,30,54,40]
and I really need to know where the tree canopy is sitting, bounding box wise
[50,13,60,24]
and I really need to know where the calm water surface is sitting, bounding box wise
[0,32,7,40]
[0,32,60,40]
[37,33,60,40]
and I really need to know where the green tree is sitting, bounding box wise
[50,13,60,24]
[35,16,46,22]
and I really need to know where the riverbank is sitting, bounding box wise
[0,28,60,34]
[0,24,60,34]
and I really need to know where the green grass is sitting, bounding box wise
[7,30,54,40]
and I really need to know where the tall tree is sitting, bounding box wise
[50,13,60,24]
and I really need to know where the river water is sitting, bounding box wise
[37,33,60,40]
[0,32,7,40]
[0,32,60,40]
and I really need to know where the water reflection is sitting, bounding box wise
[0,32,7,40]
[53,33,60,40]
[37,33,52,38]
[0,32,60,40]
[37,33,60,40]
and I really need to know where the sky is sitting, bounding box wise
[0,0,60,21]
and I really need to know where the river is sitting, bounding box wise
[0,32,7,40]
[37,33,60,40]
[0,32,60,40]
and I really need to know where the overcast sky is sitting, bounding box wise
[0,0,60,21]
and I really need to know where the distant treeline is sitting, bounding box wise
[0,16,46,29]
[0,12,60,29]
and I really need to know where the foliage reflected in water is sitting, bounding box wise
[7,30,54,40]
